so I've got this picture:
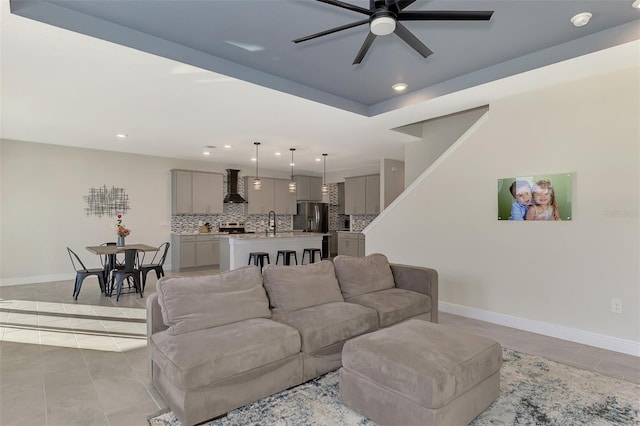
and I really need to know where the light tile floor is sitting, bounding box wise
[1,269,638,425]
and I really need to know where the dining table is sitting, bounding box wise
[86,244,159,295]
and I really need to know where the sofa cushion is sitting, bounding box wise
[150,318,301,390]
[346,287,432,328]
[272,301,378,353]
[262,260,344,314]
[333,253,395,299]
[156,265,271,335]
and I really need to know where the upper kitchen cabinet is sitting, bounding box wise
[294,175,323,201]
[244,177,295,214]
[336,182,345,214]
[345,174,380,215]
[345,176,366,214]
[171,170,224,214]
[273,179,297,215]
[365,174,380,214]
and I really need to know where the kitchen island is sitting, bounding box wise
[219,232,324,272]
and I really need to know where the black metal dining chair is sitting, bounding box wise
[140,242,170,292]
[110,248,143,301]
[67,247,107,300]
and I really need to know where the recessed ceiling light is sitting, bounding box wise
[392,83,407,91]
[275,152,282,156]
[224,144,232,149]
[203,151,211,156]
[251,158,257,162]
[571,12,592,27]
[315,158,321,162]
[116,133,127,139]
[633,0,640,8]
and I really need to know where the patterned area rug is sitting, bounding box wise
[148,348,639,426]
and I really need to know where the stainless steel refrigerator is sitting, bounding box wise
[294,202,329,257]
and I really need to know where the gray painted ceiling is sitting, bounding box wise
[3,1,639,174]
[11,0,640,116]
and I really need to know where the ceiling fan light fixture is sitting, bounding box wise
[370,16,396,36]
[570,12,592,27]
[633,0,640,8]
[392,82,407,91]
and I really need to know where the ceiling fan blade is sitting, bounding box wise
[398,10,494,21]
[317,0,372,16]
[293,19,369,43]
[394,22,433,58]
[353,32,377,65]
[393,0,417,12]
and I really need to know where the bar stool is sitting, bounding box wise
[302,248,322,265]
[276,250,298,265]
[248,252,270,270]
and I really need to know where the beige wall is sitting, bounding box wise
[0,140,289,285]
[366,67,640,354]
[404,106,488,185]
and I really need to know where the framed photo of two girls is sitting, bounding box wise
[497,172,573,221]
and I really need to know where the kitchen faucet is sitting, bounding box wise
[268,210,276,236]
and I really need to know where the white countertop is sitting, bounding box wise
[219,232,327,240]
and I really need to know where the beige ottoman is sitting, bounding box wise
[339,319,502,426]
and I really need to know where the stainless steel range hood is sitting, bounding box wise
[223,169,247,203]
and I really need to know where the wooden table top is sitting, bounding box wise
[86,244,159,255]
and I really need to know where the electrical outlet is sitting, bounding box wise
[611,298,623,314]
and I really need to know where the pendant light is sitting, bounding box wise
[288,148,297,193]
[321,153,329,194]
[253,142,261,190]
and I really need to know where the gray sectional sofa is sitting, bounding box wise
[147,253,438,426]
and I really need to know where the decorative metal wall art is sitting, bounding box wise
[84,185,130,217]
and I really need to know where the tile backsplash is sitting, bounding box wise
[171,205,293,234]
[170,179,376,233]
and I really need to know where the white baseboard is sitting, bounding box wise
[440,301,640,357]
[0,273,76,287]
[0,263,174,287]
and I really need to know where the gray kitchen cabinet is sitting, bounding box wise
[171,234,220,271]
[245,177,295,214]
[245,177,275,214]
[273,179,297,214]
[172,169,224,214]
[344,176,366,214]
[192,172,223,214]
[172,170,193,214]
[336,182,345,214]
[196,234,219,266]
[365,174,380,214]
[345,174,380,215]
[294,175,323,201]
[172,235,197,270]
[337,232,364,257]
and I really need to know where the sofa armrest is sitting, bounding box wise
[146,292,168,381]
[146,292,168,338]
[390,263,438,323]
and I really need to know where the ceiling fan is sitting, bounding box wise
[293,0,494,65]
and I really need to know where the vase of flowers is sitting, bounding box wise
[115,213,131,247]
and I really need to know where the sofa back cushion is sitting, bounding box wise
[333,253,395,299]
[156,265,271,335]
[262,260,344,314]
